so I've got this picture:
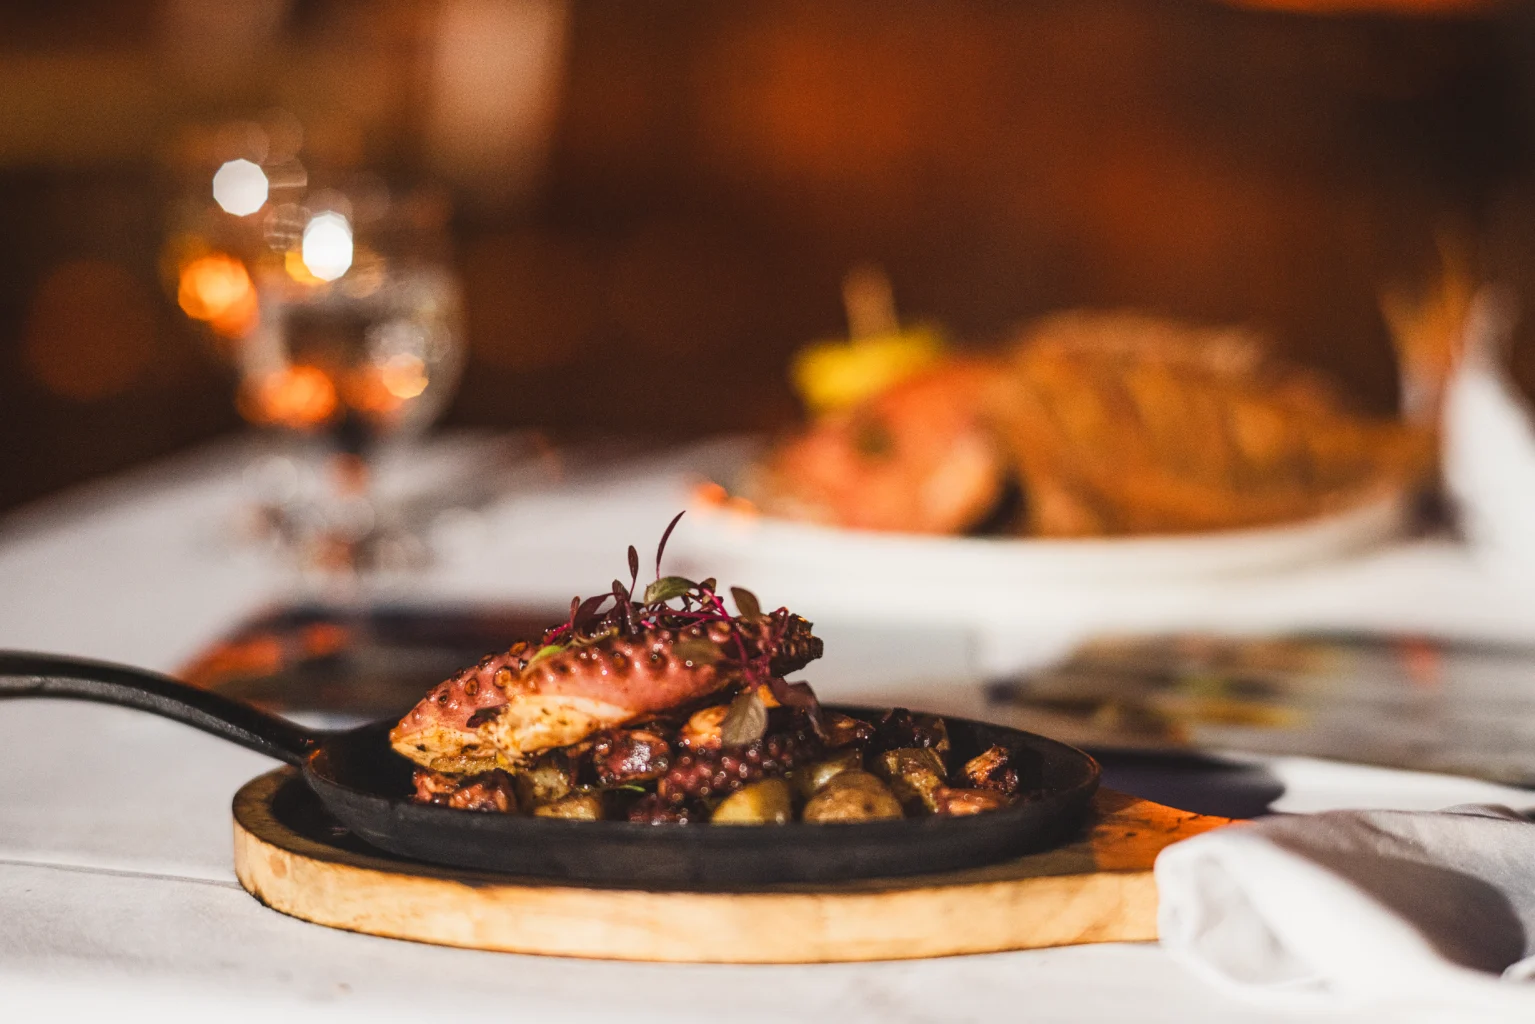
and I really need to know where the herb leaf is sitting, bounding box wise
[612,579,636,633]
[730,586,762,620]
[655,510,685,577]
[644,575,696,605]
[674,636,723,666]
[720,687,769,746]
[527,643,565,668]
[572,593,610,630]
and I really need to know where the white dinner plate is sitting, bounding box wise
[678,490,1413,628]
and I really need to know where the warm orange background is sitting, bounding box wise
[1,0,1532,512]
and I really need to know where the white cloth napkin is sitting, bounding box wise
[1442,289,1535,576]
[1155,804,1535,1017]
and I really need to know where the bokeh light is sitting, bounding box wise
[177,253,258,336]
[212,158,270,216]
[23,260,157,401]
[239,365,339,430]
[283,248,324,286]
[380,352,430,399]
[301,211,354,281]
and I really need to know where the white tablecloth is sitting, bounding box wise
[1,434,1530,1023]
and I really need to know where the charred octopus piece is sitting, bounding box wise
[590,728,673,787]
[821,710,875,750]
[628,792,704,824]
[390,627,731,770]
[962,745,1023,795]
[932,787,1011,816]
[412,768,518,813]
[660,707,822,805]
[873,707,950,754]
[391,617,819,771]
[392,643,537,774]
[392,516,828,772]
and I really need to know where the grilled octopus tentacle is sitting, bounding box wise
[392,612,822,770]
[388,641,537,773]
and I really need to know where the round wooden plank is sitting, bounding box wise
[232,768,1228,963]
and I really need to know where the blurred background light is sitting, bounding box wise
[301,211,353,282]
[177,253,258,337]
[239,365,338,430]
[212,158,269,216]
[379,352,430,400]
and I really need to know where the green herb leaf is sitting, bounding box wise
[730,586,762,620]
[526,643,565,668]
[720,688,769,746]
[644,575,696,605]
[674,637,723,666]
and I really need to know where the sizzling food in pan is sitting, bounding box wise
[390,515,1027,823]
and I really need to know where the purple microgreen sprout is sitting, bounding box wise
[655,510,685,579]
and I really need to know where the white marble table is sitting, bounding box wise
[1,434,1530,1023]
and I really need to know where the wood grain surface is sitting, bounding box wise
[232,768,1231,963]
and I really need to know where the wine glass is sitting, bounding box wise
[167,118,466,581]
[237,188,466,578]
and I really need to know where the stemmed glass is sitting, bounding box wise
[167,116,466,584]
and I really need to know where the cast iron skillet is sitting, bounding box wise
[0,650,1099,885]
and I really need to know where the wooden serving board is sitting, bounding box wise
[233,768,1230,963]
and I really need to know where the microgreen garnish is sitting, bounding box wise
[730,586,762,621]
[535,512,821,734]
[526,643,564,668]
[720,688,769,746]
[655,510,685,577]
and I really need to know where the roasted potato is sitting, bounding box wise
[711,778,793,825]
[873,747,947,813]
[531,790,605,820]
[513,751,574,808]
[802,770,904,823]
[789,747,863,799]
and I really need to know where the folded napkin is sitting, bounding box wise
[1443,289,1535,576]
[1155,804,1535,1017]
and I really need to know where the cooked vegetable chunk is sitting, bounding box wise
[802,771,904,823]
[711,778,793,825]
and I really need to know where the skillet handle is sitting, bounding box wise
[0,651,321,767]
